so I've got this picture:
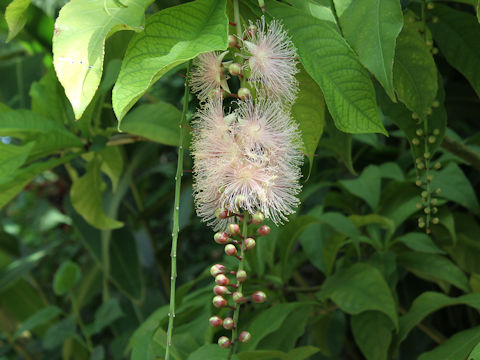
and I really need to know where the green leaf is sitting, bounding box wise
[333,0,403,100]
[119,102,181,145]
[187,344,238,360]
[286,0,337,24]
[5,0,31,42]
[53,260,81,295]
[99,146,123,192]
[469,341,480,359]
[52,0,152,119]
[237,351,287,360]
[0,142,35,177]
[90,346,105,360]
[240,303,306,351]
[430,162,480,214]
[378,182,420,228]
[318,263,398,329]
[396,292,480,347]
[266,1,386,134]
[70,157,124,230]
[112,0,229,120]
[397,252,470,292]
[393,21,438,118]
[0,153,80,210]
[430,5,480,98]
[351,311,394,360]
[292,67,325,178]
[0,110,83,157]
[340,165,381,211]
[287,347,321,360]
[89,298,124,334]
[392,232,445,254]
[418,326,480,360]
[13,306,62,339]
[43,318,77,350]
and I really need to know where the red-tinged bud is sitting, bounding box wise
[236,270,247,283]
[215,208,229,219]
[252,291,266,303]
[214,285,230,295]
[228,35,237,48]
[232,291,244,303]
[251,212,265,225]
[244,237,256,251]
[213,295,227,308]
[257,225,270,236]
[209,316,223,327]
[227,223,241,236]
[210,264,226,277]
[215,274,230,286]
[223,317,235,330]
[228,63,242,76]
[218,336,231,348]
[238,87,251,101]
[214,232,230,245]
[225,244,238,256]
[239,331,251,343]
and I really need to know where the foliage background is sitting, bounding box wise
[1,0,480,359]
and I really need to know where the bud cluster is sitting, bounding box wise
[208,212,269,349]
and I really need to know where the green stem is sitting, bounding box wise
[228,212,250,359]
[423,119,431,232]
[165,60,192,360]
[233,0,242,39]
[71,293,93,352]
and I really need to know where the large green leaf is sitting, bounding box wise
[70,157,124,230]
[430,162,480,214]
[88,298,124,334]
[292,67,325,178]
[53,260,82,295]
[112,0,228,121]
[430,5,480,98]
[469,342,480,359]
[318,263,398,329]
[339,165,381,211]
[52,0,152,119]
[334,0,403,100]
[187,345,238,360]
[286,0,337,24]
[393,21,438,118]
[396,292,480,347]
[392,232,445,254]
[0,142,35,177]
[397,252,470,292]
[5,0,31,42]
[0,153,80,210]
[418,326,480,360]
[351,311,394,360]
[13,306,62,339]
[43,318,77,350]
[0,110,83,157]
[119,102,181,146]
[266,2,386,134]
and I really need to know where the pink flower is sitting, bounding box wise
[190,52,230,101]
[243,17,299,104]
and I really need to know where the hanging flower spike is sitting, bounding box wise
[190,51,230,101]
[243,17,299,104]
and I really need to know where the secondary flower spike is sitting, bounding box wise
[243,17,299,104]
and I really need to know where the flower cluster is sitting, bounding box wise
[189,16,301,351]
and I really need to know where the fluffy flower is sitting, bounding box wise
[190,52,230,101]
[243,17,299,104]
[192,98,303,229]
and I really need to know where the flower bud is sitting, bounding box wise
[214,232,230,244]
[223,317,235,330]
[252,291,267,303]
[424,207,431,214]
[209,316,223,327]
[257,225,270,236]
[432,217,439,224]
[434,162,441,169]
[238,87,251,101]
[428,136,436,143]
[227,223,241,236]
[213,295,227,308]
[435,188,441,194]
[244,237,256,250]
[239,331,251,343]
[228,63,242,76]
[417,163,425,170]
[431,198,438,205]
[432,101,440,108]
[228,34,237,48]
[252,212,265,225]
[421,191,428,198]
[427,2,434,10]
[432,16,439,23]
[225,244,238,256]
[412,138,420,145]
[232,291,244,303]
[236,270,247,283]
[425,40,433,48]
[416,129,423,136]
[215,274,230,286]
[218,336,231,348]
[427,175,434,182]
[416,202,422,209]
[424,152,430,159]
[432,47,439,54]
[215,208,229,219]
[214,285,230,295]
[412,113,419,120]
[210,264,226,277]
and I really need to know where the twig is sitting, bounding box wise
[441,135,480,171]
